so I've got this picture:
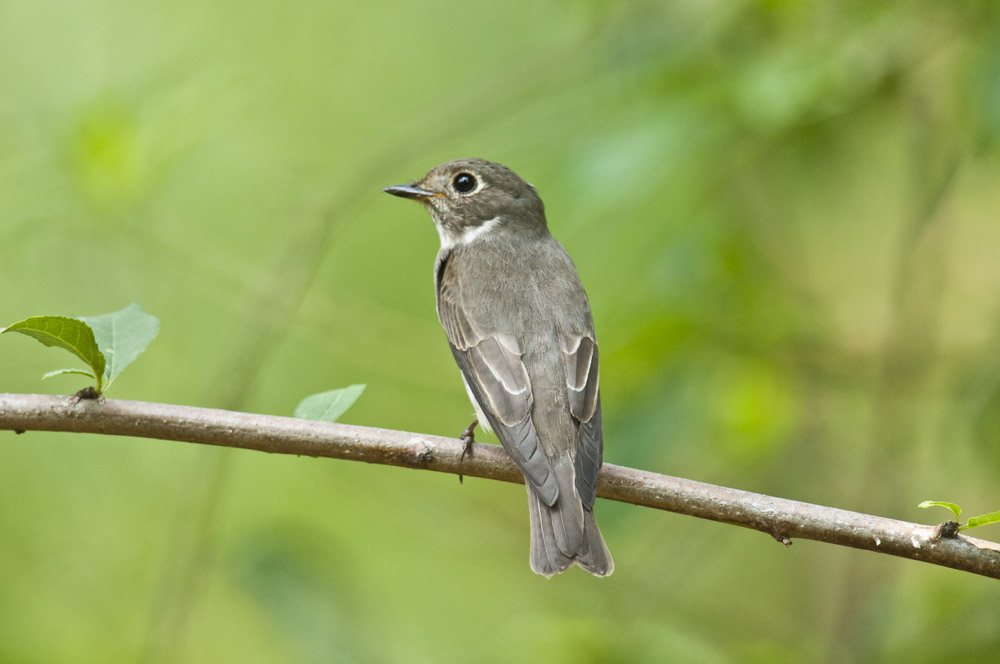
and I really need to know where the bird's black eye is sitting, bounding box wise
[452,172,478,194]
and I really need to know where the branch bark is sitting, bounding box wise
[3,393,999,579]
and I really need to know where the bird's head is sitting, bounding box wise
[384,158,549,249]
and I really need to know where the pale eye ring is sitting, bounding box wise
[452,172,478,194]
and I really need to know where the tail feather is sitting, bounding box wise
[528,485,573,576]
[548,457,585,556]
[527,483,613,578]
[575,510,613,576]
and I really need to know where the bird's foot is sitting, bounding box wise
[458,418,478,484]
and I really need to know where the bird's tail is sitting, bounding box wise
[526,463,613,577]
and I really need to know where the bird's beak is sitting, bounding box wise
[383,184,436,200]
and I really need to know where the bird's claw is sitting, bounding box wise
[458,418,478,484]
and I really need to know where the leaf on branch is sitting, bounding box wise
[2,316,105,390]
[3,304,160,395]
[918,500,963,521]
[43,368,100,380]
[80,303,160,389]
[962,510,1000,530]
[294,384,366,422]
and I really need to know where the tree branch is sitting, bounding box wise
[3,393,998,579]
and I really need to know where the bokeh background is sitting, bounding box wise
[3,1,1000,662]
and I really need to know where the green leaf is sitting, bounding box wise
[961,510,1000,530]
[80,303,160,389]
[43,368,99,380]
[294,384,366,422]
[2,316,104,390]
[918,500,962,521]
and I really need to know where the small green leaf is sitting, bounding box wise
[43,368,99,380]
[2,316,105,390]
[80,303,160,389]
[294,384,366,422]
[918,500,963,521]
[961,510,1000,530]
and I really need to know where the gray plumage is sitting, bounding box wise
[385,158,613,577]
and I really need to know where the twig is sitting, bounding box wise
[2,393,999,579]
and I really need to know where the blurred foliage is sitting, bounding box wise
[3,0,1000,662]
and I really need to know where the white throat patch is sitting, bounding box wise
[437,216,502,250]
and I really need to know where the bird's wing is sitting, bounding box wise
[560,332,602,510]
[437,259,558,505]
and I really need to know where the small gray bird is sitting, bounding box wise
[385,158,613,577]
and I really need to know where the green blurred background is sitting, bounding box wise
[3,0,1000,661]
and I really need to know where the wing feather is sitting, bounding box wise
[561,332,602,509]
[437,252,558,504]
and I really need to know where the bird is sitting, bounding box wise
[384,158,613,577]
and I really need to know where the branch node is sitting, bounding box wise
[767,527,793,547]
[932,520,961,541]
[407,438,436,464]
[68,387,103,407]
[761,517,792,546]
